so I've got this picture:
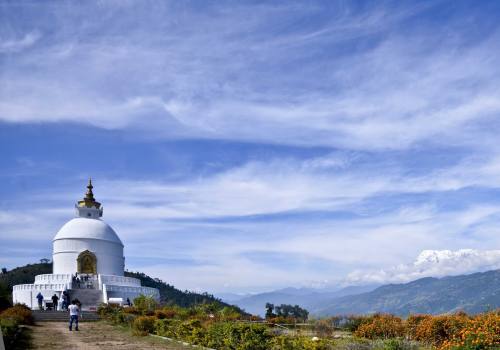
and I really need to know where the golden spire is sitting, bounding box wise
[78,178,101,209]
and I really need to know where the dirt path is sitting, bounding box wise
[27,321,189,350]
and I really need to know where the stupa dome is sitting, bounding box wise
[53,217,123,246]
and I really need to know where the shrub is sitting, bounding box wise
[154,318,182,338]
[269,335,336,350]
[377,338,420,350]
[0,317,20,348]
[406,314,432,340]
[204,322,272,350]
[343,315,372,332]
[313,319,335,338]
[154,309,175,319]
[132,315,156,336]
[178,319,206,344]
[439,311,500,350]
[412,314,468,346]
[218,306,242,321]
[354,314,405,339]
[97,303,120,317]
[133,294,157,315]
[123,306,139,314]
[0,304,33,325]
[159,306,178,319]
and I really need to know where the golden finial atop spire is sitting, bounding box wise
[78,177,101,209]
[85,177,95,200]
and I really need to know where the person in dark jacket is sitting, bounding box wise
[51,294,59,311]
[36,292,44,310]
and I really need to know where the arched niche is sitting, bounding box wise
[77,250,97,274]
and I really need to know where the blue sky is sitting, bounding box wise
[2,0,500,293]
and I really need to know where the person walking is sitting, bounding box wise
[62,290,69,310]
[51,293,59,311]
[126,297,131,307]
[61,291,67,310]
[68,300,80,331]
[36,292,44,310]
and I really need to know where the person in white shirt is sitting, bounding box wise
[68,300,80,331]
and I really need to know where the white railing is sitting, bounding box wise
[13,283,69,291]
[34,274,72,284]
[99,275,141,287]
[105,284,160,298]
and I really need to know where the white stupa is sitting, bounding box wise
[13,179,160,310]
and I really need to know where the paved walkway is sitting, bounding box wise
[27,321,188,349]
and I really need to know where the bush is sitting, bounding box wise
[204,322,272,350]
[269,335,335,350]
[439,311,500,350]
[97,303,120,317]
[406,314,432,340]
[343,315,372,332]
[178,319,206,344]
[313,319,335,338]
[0,317,21,348]
[412,313,468,346]
[0,304,33,325]
[354,314,405,339]
[377,338,420,350]
[132,315,156,336]
[133,295,158,315]
[154,309,175,319]
[123,306,139,315]
[155,318,182,338]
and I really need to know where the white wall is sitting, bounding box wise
[13,284,67,310]
[53,238,124,276]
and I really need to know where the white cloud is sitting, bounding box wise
[0,30,41,53]
[2,3,500,151]
[345,249,500,285]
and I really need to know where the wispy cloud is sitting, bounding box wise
[0,30,41,53]
[2,2,499,150]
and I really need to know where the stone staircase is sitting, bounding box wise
[33,310,100,322]
[67,288,103,311]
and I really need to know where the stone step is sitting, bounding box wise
[33,310,100,322]
[67,288,103,310]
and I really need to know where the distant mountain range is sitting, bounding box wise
[216,284,379,316]
[219,269,500,316]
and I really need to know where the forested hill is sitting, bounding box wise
[0,262,52,309]
[0,262,236,312]
[314,269,500,316]
[124,270,235,308]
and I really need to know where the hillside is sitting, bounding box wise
[0,262,235,311]
[314,269,500,316]
[221,285,378,316]
[124,270,234,308]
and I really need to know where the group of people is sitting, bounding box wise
[35,291,81,331]
[36,290,71,311]
[72,272,94,289]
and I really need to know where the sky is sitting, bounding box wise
[1,0,500,294]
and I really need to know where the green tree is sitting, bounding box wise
[265,303,275,319]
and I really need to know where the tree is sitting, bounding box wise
[1,268,7,274]
[272,304,309,322]
[265,303,275,319]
